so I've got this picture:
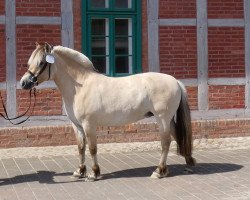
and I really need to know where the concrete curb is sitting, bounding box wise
[0,136,249,159]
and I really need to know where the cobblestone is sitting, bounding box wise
[0,137,250,199]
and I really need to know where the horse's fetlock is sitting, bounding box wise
[79,165,87,175]
[92,164,100,177]
[185,156,196,166]
[156,164,168,175]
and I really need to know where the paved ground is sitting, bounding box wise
[0,143,250,200]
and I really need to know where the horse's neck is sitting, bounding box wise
[53,52,92,105]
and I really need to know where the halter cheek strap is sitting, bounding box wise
[28,50,53,85]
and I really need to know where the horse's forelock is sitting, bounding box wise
[28,45,44,66]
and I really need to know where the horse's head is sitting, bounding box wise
[20,42,55,90]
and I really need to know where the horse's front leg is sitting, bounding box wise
[72,123,87,178]
[83,122,100,181]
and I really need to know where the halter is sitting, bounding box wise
[28,46,54,86]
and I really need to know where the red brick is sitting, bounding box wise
[16,0,61,16]
[0,0,4,15]
[159,26,197,79]
[209,85,245,109]
[16,25,61,80]
[16,89,62,116]
[73,0,82,52]
[1,119,250,148]
[159,0,196,18]
[0,90,6,114]
[208,27,245,78]
[208,0,244,19]
[186,87,198,110]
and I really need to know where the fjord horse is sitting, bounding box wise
[20,43,195,181]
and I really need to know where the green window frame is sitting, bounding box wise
[82,0,142,77]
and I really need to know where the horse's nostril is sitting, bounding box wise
[21,81,26,88]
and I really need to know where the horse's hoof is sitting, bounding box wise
[72,168,86,178]
[85,171,100,182]
[150,171,168,179]
[150,171,161,179]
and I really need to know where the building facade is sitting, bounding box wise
[0,0,250,147]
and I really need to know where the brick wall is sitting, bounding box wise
[0,90,6,114]
[186,87,198,110]
[208,0,244,19]
[208,27,245,78]
[0,0,4,15]
[209,85,245,109]
[0,25,5,82]
[1,119,250,148]
[16,0,61,16]
[159,0,196,18]
[17,89,62,116]
[16,25,61,80]
[159,26,197,79]
[73,0,81,52]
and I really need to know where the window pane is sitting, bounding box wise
[92,56,108,74]
[91,0,109,8]
[115,19,128,36]
[114,0,132,8]
[115,56,132,74]
[91,18,109,56]
[115,38,128,54]
[92,19,108,36]
[92,38,107,55]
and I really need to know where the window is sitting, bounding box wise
[82,0,142,76]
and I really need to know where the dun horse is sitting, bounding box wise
[20,43,195,181]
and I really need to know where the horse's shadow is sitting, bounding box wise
[102,162,243,180]
[0,163,243,186]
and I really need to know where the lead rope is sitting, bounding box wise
[0,88,36,125]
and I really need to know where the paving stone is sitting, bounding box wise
[0,145,250,199]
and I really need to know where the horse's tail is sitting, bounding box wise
[175,80,195,166]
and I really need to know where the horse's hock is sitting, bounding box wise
[1,118,250,148]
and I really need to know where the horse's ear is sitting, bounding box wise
[44,42,52,53]
[35,42,40,47]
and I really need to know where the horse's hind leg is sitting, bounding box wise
[151,117,172,178]
[72,123,87,178]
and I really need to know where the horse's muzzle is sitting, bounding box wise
[20,75,36,90]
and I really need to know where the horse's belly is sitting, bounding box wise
[96,111,146,126]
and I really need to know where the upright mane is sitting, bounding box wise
[53,46,95,71]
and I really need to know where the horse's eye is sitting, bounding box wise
[39,61,45,67]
